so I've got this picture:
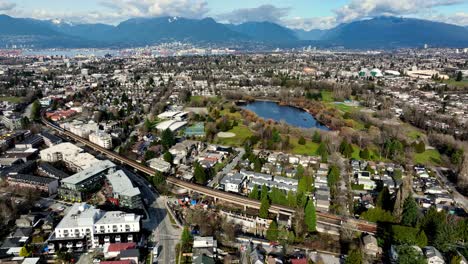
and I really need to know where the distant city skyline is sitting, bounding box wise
[0,0,467,30]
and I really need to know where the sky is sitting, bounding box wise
[0,0,467,30]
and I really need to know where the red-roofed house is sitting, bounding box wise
[100,261,134,264]
[104,242,136,259]
[290,258,307,264]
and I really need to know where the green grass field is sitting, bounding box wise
[215,125,253,146]
[441,79,468,88]
[0,97,23,103]
[321,91,334,103]
[190,95,220,104]
[414,149,442,165]
[290,139,320,156]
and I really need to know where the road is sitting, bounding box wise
[125,169,180,264]
[434,167,468,211]
[208,147,245,188]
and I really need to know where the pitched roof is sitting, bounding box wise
[107,242,136,252]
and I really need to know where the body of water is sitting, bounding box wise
[22,49,120,57]
[241,101,329,130]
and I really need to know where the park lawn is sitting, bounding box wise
[190,95,220,104]
[414,149,442,165]
[290,139,320,156]
[332,102,361,113]
[220,106,242,120]
[351,145,361,160]
[442,79,468,88]
[321,91,334,103]
[0,97,23,103]
[215,125,253,146]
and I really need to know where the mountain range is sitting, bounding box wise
[0,14,467,49]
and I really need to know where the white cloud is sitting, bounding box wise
[284,16,337,31]
[425,12,468,26]
[334,0,466,23]
[100,0,209,20]
[0,0,15,11]
[216,4,290,24]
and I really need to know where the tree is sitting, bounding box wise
[249,185,260,200]
[287,190,297,207]
[414,141,426,154]
[30,100,41,121]
[163,151,173,164]
[316,141,329,162]
[420,206,447,243]
[327,165,340,188]
[456,71,463,82]
[295,164,305,179]
[312,131,322,143]
[396,245,427,264]
[360,148,370,160]
[19,246,31,257]
[304,200,316,232]
[401,195,419,227]
[360,207,395,223]
[392,225,428,248]
[434,223,459,253]
[153,171,166,186]
[181,226,192,251]
[259,195,270,219]
[376,187,392,211]
[266,220,279,241]
[194,162,207,184]
[161,128,175,150]
[298,136,306,145]
[345,249,362,264]
[261,184,269,200]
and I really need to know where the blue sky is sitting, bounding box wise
[1,0,467,30]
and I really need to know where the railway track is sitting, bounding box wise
[41,113,377,234]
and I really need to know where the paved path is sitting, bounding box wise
[208,147,245,188]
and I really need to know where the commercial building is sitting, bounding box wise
[106,170,142,209]
[59,160,116,202]
[49,203,141,251]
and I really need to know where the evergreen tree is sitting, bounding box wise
[401,195,419,227]
[249,185,260,200]
[261,184,269,200]
[312,131,321,143]
[360,148,370,160]
[298,176,309,193]
[415,141,426,154]
[287,190,297,207]
[295,164,305,179]
[193,162,207,184]
[30,100,41,121]
[305,200,317,232]
[153,171,166,186]
[376,187,392,211]
[259,195,270,218]
[266,220,279,241]
[456,71,463,82]
[345,249,363,264]
[396,245,427,264]
[161,128,175,150]
[163,151,173,164]
[343,143,354,158]
[298,136,306,145]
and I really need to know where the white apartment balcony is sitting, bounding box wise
[66,242,73,248]
[115,235,121,242]
[128,235,133,242]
